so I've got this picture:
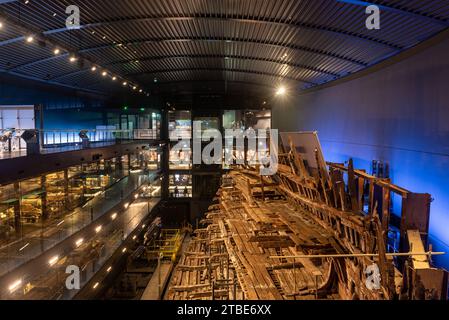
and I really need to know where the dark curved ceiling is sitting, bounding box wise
[0,0,448,99]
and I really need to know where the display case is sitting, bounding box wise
[169,174,192,198]
[169,141,192,170]
[0,203,16,241]
[21,194,43,224]
[169,110,192,140]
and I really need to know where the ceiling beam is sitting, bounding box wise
[125,67,316,86]
[41,14,402,50]
[144,79,276,90]
[337,0,449,27]
[49,54,339,82]
[106,55,340,77]
[0,8,146,93]
[8,37,367,76]
[80,37,369,67]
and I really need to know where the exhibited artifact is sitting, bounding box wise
[166,132,447,300]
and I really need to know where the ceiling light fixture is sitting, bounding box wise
[276,86,287,96]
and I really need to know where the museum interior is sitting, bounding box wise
[0,0,448,301]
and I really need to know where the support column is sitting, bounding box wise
[13,182,21,238]
[41,175,48,221]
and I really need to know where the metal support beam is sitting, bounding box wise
[125,67,316,86]
[80,37,368,67]
[41,15,402,50]
[49,54,339,82]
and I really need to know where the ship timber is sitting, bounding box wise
[166,132,448,300]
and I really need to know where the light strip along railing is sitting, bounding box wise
[42,129,132,146]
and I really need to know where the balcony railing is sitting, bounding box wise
[0,128,160,152]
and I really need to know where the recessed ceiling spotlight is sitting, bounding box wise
[26,36,34,43]
[0,22,3,29]
[91,66,97,72]
[53,13,57,17]
[53,48,60,55]
[69,56,77,62]
[102,71,107,77]
[24,0,30,4]
[133,86,137,90]
[122,81,127,86]
[112,76,117,81]
[139,89,143,93]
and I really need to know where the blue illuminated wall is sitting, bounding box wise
[272,35,449,270]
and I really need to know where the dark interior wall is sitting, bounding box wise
[0,75,107,108]
[272,35,449,269]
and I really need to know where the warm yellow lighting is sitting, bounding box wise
[95,225,102,233]
[75,238,84,247]
[93,282,99,289]
[53,48,60,55]
[8,279,22,293]
[91,66,97,72]
[111,213,118,220]
[107,266,112,272]
[122,81,127,86]
[102,71,107,77]
[276,86,286,96]
[19,243,30,252]
[112,76,117,81]
[26,36,34,43]
[48,255,59,266]
[69,56,77,62]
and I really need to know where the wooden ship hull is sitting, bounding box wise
[166,132,448,300]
